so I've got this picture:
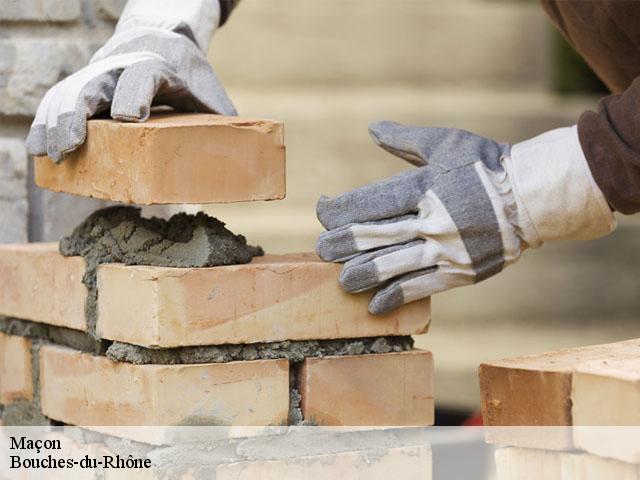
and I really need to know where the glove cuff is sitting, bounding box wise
[115,0,221,51]
[507,125,616,246]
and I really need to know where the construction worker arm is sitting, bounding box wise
[26,0,237,163]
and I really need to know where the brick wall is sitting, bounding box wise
[0,0,125,243]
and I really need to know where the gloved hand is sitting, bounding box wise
[316,122,616,315]
[26,0,236,163]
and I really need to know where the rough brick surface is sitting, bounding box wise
[0,331,32,404]
[97,252,430,347]
[572,357,640,463]
[216,445,432,480]
[495,447,640,480]
[40,345,290,426]
[299,350,434,426]
[480,339,640,449]
[0,0,81,22]
[0,243,86,331]
[0,139,28,243]
[35,114,287,205]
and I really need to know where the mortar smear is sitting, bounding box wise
[59,206,263,336]
[106,336,414,365]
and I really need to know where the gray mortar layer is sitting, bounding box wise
[58,205,264,336]
[105,336,414,365]
[0,316,106,355]
[0,316,414,366]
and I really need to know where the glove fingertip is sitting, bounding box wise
[25,127,47,157]
[315,195,335,230]
[368,284,405,316]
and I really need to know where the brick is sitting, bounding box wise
[0,244,429,345]
[97,252,430,347]
[298,350,434,426]
[495,447,564,480]
[0,331,32,403]
[0,0,81,22]
[495,447,640,480]
[572,357,640,463]
[480,339,640,450]
[39,345,290,426]
[0,138,28,244]
[0,243,87,331]
[35,114,287,205]
[0,39,100,116]
[216,445,432,480]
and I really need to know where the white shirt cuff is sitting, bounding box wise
[116,0,220,51]
[506,125,616,247]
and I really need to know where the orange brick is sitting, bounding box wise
[97,253,430,347]
[39,345,290,426]
[215,445,432,480]
[0,331,32,403]
[35,114,286,205]
[0,243,86,331]
[0,245,429,347]
[299,350,434,426]
[479,338,640,450]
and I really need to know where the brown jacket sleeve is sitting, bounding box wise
[218,0,241,26]
[541,0,640,213]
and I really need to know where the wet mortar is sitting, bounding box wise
[59,205,264,336]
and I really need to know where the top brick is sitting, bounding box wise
[35,114,286,205]
[0,0,81,22]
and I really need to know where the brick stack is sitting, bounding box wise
[0,113,434,429]
[480,339,640,479]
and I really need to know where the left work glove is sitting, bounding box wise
[26,0,236,162]
[316,122,616,315]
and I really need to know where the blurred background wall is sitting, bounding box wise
[1,0,639,413]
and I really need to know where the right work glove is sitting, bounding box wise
[316,122,616,315]
[26,0,236,163]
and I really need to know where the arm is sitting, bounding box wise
[540,0,640,213]
[578,78,640,214]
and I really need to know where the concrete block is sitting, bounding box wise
[572,358,640,463]
[0,138,28,244]
[97,252,430,347]
[0,0,81,21]
[299,350,434,426]
[0,39,101,116]
[0,331,32,404]
[480,339,640,450]
[216,445,432,480]
[0,243,87,331]
[35,113,286,205]
[40,345,290,426]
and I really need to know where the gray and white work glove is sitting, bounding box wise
[26,0,236,162]
[316,122,616,315]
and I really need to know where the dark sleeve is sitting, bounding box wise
[218,0,241,26]
[578,79,640,214]
[540,1,640,213]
